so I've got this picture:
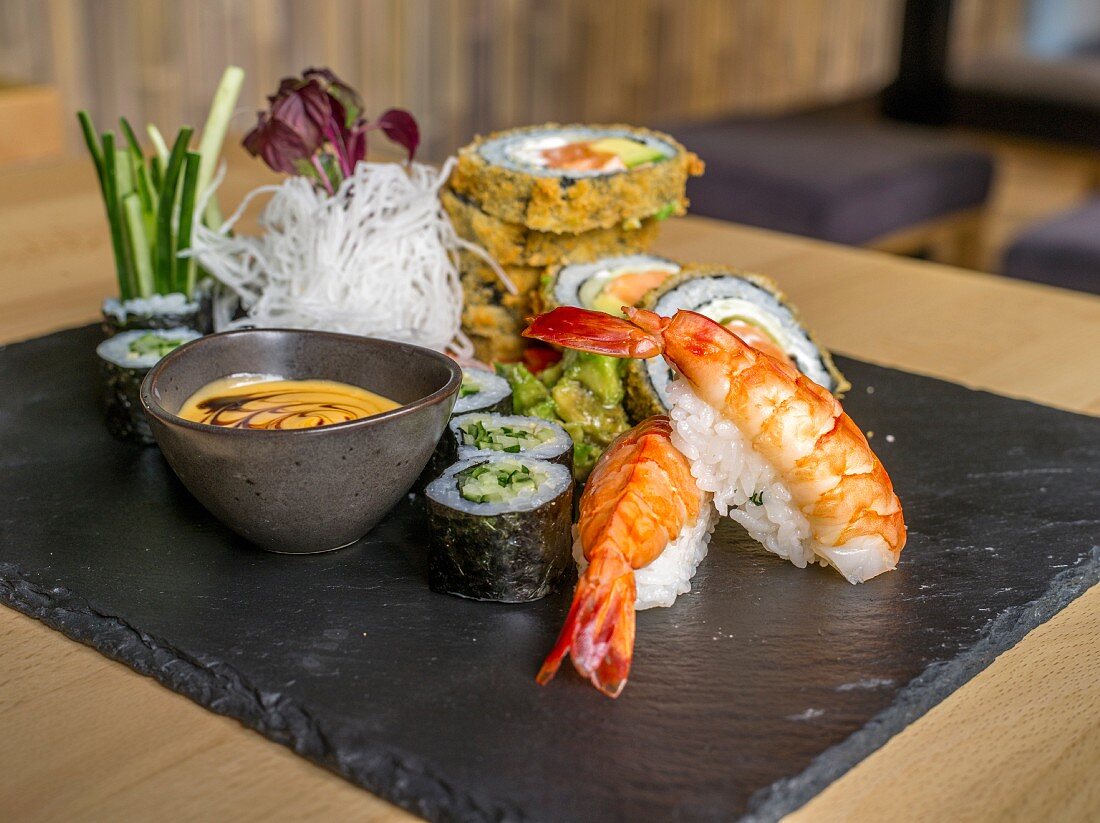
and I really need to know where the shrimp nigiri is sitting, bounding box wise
[525,306,906,583]
[538,416,712,697]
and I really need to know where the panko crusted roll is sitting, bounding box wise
[441,188,661,267]
[459,253,542,363]
[449,124,704,234]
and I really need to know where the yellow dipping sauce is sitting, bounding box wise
[178,375,400,430]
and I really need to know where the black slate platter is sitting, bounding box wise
[1,326,1098,822]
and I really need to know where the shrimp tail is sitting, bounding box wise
[536,548,637,698]
[523,306,667,359]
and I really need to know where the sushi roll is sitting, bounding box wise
[454,368,514,417]
[417,367,515,487]
[451,412,574,474]
[625,265,849,421]
[441,187,661,268]
[425,455,574,601]
[449,124,704,234]
[541,254,682,316]
[459,251,541,364]
[96,327,202,444]
[101,292,211,337]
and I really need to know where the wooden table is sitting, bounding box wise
[2,156,1098,821]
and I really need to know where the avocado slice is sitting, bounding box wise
[495,362,552,414]
[564,352,624,407]
[551,379,629,447]
[590,137,666,168]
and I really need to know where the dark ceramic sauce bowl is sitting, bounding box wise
[140,329,461,553]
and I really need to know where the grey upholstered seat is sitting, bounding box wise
[674,115,995,245]
[1002,199,1100,295]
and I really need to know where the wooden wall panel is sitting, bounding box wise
[2,0,905,161]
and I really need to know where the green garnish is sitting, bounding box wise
[77,67,243,301]
[496,355,630,482]
[128,333,185,359]
[749,491,764,506]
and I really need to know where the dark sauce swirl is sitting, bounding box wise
[180,379,398,430]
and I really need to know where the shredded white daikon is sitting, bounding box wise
[193,158,510,356]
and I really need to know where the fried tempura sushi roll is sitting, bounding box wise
[459,254,542,363]
[441,188,660,268]
[449,124,704,234]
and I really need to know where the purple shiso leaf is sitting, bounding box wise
[345,126,367,168]
[303,67,362,127]
[373,108,420,161]
[243,114,314,175]
[245,67,417,185]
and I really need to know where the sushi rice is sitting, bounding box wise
[668,380,894,583]
[453,367,513,416]
[480,127,677,178]
[428,456,571,516]
[572,502,717,610]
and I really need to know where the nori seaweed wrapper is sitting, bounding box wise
[99,359,156,445]
[624,264,850,421]
[96,328,202,445]
[426,456,574,602]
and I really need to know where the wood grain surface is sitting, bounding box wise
[0,155,1097,821]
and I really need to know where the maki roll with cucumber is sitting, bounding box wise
[96,327,202,444]
[418,367,515,486]
[451,412,574,474]
[425,455,574,601]
[541,254,681,316]
[449,124,703,234]
[454,368,513,416]
[624,265,849,420]
[441,188,660,268]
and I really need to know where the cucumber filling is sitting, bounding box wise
[457,461,547,504]
[458,375,481,398]
[457,419,555,453]
[127,333,188,360]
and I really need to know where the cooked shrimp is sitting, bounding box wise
[525,306,906,583]
[537,415,707,697]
